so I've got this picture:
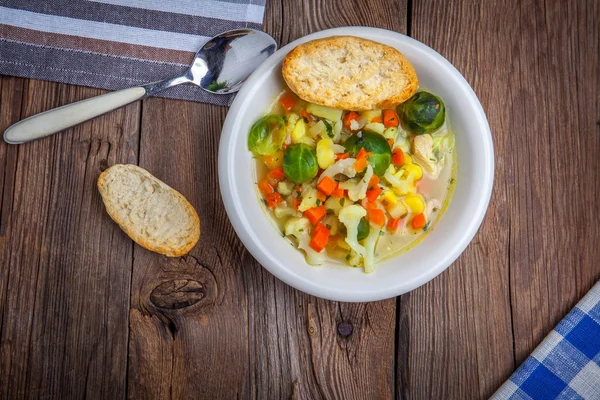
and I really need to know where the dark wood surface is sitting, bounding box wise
[0,0,598,398]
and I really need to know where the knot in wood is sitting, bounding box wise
[150,279,205,310]
[337,321,353,337]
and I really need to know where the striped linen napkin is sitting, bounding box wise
[493,281,600,399]
[0,0,266,105]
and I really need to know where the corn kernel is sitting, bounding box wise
[404,195,425,214]
[404,154,413,164]
[380,191,398,207]
[402,163,423,181]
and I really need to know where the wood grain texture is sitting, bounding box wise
[0,79,139,398]
[399,0,600,399]
[127,98,250,398]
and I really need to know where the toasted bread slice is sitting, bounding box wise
[98,164,200,257]
[282,36,418,111]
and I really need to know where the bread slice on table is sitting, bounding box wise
[282,36,418,111]
[98,164,200,257]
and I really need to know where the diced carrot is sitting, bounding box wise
[412,213,426,229]
[343,111,359,130]
[309,229,330,253]
[317,176,337,196]
[371,115,383,123]
[268,167,286,181]
[336,152,350,161]
[313,223,330,237]
[369,175,380,186]
[368,209,386,227]
[301,109,312,121]
[331,187,345,198]
[292,199,301,211]
[354,157,368,172]
[383,109,400,127]
[279,92,296,111]
[304,206,327,225]
[387,139,395,148]
[356,148,372,160]
[258,179,274,195]
[392,148,405,166]
[388,218,401,231]
[265,192,282,209]
[317,191,327,202]
[366,186,382,202]
[361,198,379,211]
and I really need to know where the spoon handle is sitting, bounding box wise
[3,86,148,144]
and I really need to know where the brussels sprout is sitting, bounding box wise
[248,114,286,155]
[343,131,392,176]
[398,91,446,135]
[357,217,370,241]
[283,143,318,184]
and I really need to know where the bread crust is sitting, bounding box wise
[282,36,418,111]
[97,164,200,257]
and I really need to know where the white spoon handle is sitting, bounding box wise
[3,86,147,144]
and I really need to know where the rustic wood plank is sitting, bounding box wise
[127,99,250,398]
[399,0,600,399]
[0,78,139,398]
[506,0,600,362]
[397,1,516,398]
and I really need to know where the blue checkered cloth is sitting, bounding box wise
[492,281,600,399]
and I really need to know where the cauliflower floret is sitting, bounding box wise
[298,187,318,212]
[284,217,325,265]
[274,203,300,219]
[347,164,373,202]
[318,158,357,183]
[277,180,294,196]
[325,196,345,214]
[338,205,367,259]
[363,224,381,273]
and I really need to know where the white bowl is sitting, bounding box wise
[218,27,494,302]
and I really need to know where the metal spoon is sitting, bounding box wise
[3,29,277,144]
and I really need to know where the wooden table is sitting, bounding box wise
[0,0,598,398]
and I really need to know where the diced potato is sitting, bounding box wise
[404,154,413,164]
[291,118,307,143]
[359,109,382,123]
[316,138,336,169]
[404,195,425,214]
[306,103,343,121]
[388,201,408,219]
[277,180,294,195]
[380,190,398,207]
[364,122,385,135]
[383,127,398,140]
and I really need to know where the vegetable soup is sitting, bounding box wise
[248,88,455,273]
